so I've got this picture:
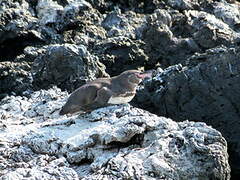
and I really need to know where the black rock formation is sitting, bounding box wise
[134,46,240,178]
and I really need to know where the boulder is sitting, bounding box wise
[142,11,200,67]
[134,46,240,178]
[31,43,108,91]
[185,10,239,49]
[0,87,230,179]
[94,37,148,76]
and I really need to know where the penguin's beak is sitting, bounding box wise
[137,70,153,79]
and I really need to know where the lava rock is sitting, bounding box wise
[142,9,201,67]
[31,43,108,92]
[94,37,148,76]
[213,1,240,31]
[0,61,32,99]
[0,0,44,61]
[185,10,239,49]
[134,46,240,178]
[88,0,163,14]
[165,0,200,10]
[101,8,146,39]
[0,87,230,179]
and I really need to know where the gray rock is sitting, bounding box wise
[36,0,101,34]
[0,0,37,44]
[134,46,240,178]
[213,1,240,31]
[165,0,200,10]
[0,0,44,61]
[101,8,146,39]
[141,7,240,67]
[31,43,108,91]
[0,0,100,61]
[142,10,201,67]
[185,10,239,48]
[0,87,230,179]
[88,0,163,14]
[36,0,64,26]
[0,61,32,99]
[0,154,79,180]
[94,37,148,76]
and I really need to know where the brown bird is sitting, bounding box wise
[59,70,152,115]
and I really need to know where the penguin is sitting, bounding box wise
[59,70,152,115]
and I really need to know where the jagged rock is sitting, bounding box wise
[0,87,230,179]
[94,37,148,76]
[142,6,240,67]
[0,61,32,99]
[31,43,108,92]
[36,0,64,26]
[15,46,47,62]
[0,0,37,43]
[88,0,163,14]
[101,8,146,39]
[0,0,44,61]
[0,0,103,62]
[36,0,102,33]
[186,10,239,49]
[1,0,240,178]
[213,1,240,30]
[142,9,201,67]
[134,46,240,178]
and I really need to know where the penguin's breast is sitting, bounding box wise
[107,92,135,104]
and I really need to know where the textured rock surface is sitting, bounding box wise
[134,46,240,178]
[0,61,32,99]
[31,43,108,91]
[0,88,230,179]
[0,0,41,61]
[1,0,240,88]
[1,0,240,178]
[94,37,148,76]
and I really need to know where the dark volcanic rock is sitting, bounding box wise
[0,0,44,61]
[142,9,201,68]
[0,61,32,99]
[94,37,148,76]
[101,8,145,39]
[212,1,240,31]
[164,0,200,10]
[186,10,239,49]
[88,0,164,14]
[141,7,240,68]
[31,43,108,92]
[134,46,240,178]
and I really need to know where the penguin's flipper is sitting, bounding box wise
[95,87,114,104]
[82,87,113,110]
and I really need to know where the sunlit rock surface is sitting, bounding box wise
[0,87,230,179]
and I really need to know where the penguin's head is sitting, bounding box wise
[120,70,152,84]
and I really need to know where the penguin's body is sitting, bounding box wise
[59,70,152,115]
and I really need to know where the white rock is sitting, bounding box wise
[36,0,64,25]
[0,87,230,179]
